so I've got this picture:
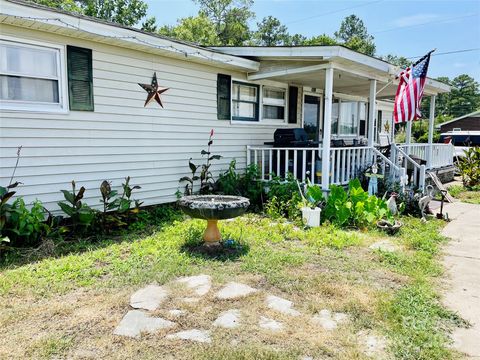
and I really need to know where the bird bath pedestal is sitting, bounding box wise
[178,195,250,246]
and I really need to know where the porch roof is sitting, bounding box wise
[211,46,451,98]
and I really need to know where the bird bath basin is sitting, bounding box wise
[178,195,250,246]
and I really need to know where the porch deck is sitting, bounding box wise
[246,142,454,191]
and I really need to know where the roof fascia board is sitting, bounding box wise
[1,0,259,71]
[437,110,480,126]
[247,63,330,81]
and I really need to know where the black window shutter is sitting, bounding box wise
[67,46,94,111]
[288,86,298,124]
[217,74,231,120]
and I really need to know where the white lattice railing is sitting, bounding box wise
[246,145,391,186]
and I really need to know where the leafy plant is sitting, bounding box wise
[180,129,222,195]
[0,146,22,245]
[297,179,325,209]
[58,181,96,231]
[322,178,390,228]
[5,199,48,246]
[265,173,302,219]
[216,160,264,209]
[457,147,480,188]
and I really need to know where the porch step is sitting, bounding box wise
[428,172,455,203]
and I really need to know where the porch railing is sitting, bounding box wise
[396,143,454,169]
[246,145,402,187]
[392,145,426,191]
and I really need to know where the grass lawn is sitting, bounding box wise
[0,208,466,359]
[448,185,480,205]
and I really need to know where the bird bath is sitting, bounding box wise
[178,195,250,246]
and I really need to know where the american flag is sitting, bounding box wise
[393,51,432,123]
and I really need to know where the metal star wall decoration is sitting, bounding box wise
[138,72,169,108]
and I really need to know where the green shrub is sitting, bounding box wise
[265,173,302,219]
[322,179,390,228]
[58,181,97,232]
[4,199,49,247]
[216,160,264,209]
[458,147,480,188]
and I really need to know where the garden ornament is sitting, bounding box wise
[365,163,384,196]
[386,193,398,215]
[418,185,435,220]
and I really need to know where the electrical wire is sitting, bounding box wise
[406,48,480,59]
[286,0,384,25]
[372,13,479,34]
[2,15,234,64]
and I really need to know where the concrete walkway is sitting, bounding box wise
[441,201,480,359]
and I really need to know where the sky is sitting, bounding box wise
[144,0,480,81]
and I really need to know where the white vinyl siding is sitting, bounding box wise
[0,25,293,211]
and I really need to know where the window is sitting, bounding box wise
[0,39,66,111]
[338,101,358,135]
[67,46,94,111]
[331,99,365,136]
[232,81,259,121]
[262,87,286,121]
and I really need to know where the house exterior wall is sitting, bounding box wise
[439,117,480,132]
[0,24,295,211]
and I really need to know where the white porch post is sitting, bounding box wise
[405,121,412,145]
[427,95,436,168]
[321,67,334,191]
[367,79,377,164]
[368,79,377,149]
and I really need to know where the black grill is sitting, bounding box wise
[265,128,320,179]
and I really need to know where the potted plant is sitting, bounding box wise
[297,180,324,227]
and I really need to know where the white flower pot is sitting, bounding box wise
[301,207,321,227]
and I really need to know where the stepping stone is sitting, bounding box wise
[166,329,211,343]
[216,282,257,300]
[359,332,387,357]
[168,309,186,317]
[333,312,349,324]
[213,309,241,328]
[266,295,301,316]
[130,284,168,311]
[311,315,337,330]
[113,310,175,338]
[177,274,212,296]
[259,316,283,331]
[369,240,398,252]
[311,309,337,330]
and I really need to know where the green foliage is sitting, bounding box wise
[303,179,325,208]
[193,0,254,46]
[158,14,220,45]
[4,199,48,247]
[179,129,221,195]
[58,181,97,231]
[458,147,480,188]
[323,179,389,228]
[253,16,289,46]
[265,174,302,220]
[334,14,376,55]
[31,0,150,26]
[216,160,264,209]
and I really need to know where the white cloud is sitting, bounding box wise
[391,14,440,27]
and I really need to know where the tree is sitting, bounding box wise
[31,0,149,26]
[302,34,337,46]
[194,0,254,46]
[158,14,220,45]
[449,74,480,117]
[254,16,289,46]
[382,54,410,68]
[334,14,375,55]
[141,16,157,33]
